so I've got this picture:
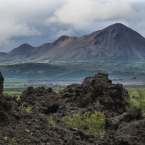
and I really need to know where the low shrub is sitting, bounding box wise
[54,88,64,94]
[64,111,105,135]
[128,88,145,115]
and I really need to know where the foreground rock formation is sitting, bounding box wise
[0,73,145,145]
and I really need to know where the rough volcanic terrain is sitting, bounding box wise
[0,72,145,145]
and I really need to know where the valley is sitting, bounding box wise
[1,61,145,91]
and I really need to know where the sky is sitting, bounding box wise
[0,0,145,52]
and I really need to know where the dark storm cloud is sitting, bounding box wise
[0,0,145,52]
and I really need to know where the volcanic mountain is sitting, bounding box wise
[1,23,145,63]
[3,43,35,60]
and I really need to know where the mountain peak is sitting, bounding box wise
[18,43,33,48]
[110,23,126,27]
[57,35,70,41]
[104,23,129,32]
[53,35,70,45]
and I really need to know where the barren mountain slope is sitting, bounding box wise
[1,23,145,62]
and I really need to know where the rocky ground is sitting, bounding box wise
[0,73,145,145]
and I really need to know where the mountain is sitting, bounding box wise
[1,23,145,63]
[1,43,35,61]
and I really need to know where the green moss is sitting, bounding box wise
[64,111,105,135]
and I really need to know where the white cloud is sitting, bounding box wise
[47,0,135,28]
[0,0,63,47]
[0,19,40,46]
[45,0,145,38]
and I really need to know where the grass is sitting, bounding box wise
[3,91,21,97]
[64,111,105,135]
[128,87,145,115]
[3,91,21,100]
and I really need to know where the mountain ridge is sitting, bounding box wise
[1,23,145,63]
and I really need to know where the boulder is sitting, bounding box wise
[105,107,142,129]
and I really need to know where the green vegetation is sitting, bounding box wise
[128,88,145,115]
[32,93,37,99]
[20,102,32,113]
[54,87,64,94]
[3,91,21,101]
[48,117,56,126]
[64,111,105,135]
[3,91,21,97]
[8,138,17,145]
[20,102,25,108]
[25,107,32,113]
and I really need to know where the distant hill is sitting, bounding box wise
[0,62,67,78]
[0,52,7,57]
[2,43,35,60]
[1,23,145,63]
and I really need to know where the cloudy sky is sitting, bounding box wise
[0,0,145,52]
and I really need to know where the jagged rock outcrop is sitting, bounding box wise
[0,73,145,145]
[20,86,59,115]
[61,73,129,117]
